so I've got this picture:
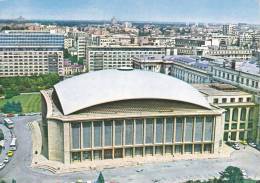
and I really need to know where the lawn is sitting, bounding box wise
[0,93,41,113]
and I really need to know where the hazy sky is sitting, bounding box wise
[0,0,259,23]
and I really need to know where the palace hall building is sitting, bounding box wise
[40,69,225,164]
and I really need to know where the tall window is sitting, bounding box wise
[225,108,230,122]
[232,108,238,122]
[125,119,133,145]
[249,108,254,121]
[240,108,246,121]
[93,121,102,147]
[145,118,154,144]
[135,119,144,144]
[175,117,184,142]
[115,120,123,146]
[165,117,174,143]
[104,120,112,146]
[204,116,214,141]
[195,116,203,141]
[71,123,80,149]
[185,117,193,142]
[156,118,164,143]
[83,122,91,148]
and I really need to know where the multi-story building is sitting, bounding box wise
[222,24,236,35]
[175,38,205,47]
[0,30,64,77]
[194,83,257,142]
[239,33,253,48]
[208,58,260,143]
[41,69,225,164]
[63,59,84,76]
[207,48,252,60]
[133,55,211,84]
[77,36,87,60]
[64,38,74,49]
[86,46,171,71]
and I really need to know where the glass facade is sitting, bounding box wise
[70,115,215,162]
[0,31,64,48]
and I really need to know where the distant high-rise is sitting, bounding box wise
[0,30,64,77]
[222,24,236,35]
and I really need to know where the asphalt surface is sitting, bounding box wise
[0,115,260,183]
[0,122,12,162]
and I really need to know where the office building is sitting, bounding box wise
[133,55,211,84]
[86,46,171,71]
[0,30,64,77]
[222,24,236,35]
[194,83,257,142]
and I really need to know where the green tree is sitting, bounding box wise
[96,172,105,183]
[219,166,244,183]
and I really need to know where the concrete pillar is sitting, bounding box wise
[153,118,156,156]
[63,122,71,164]
[123,119,125,158]
[163,117,166,155]
[112,120,115,159]
[143,118,146,157]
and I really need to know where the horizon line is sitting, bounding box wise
[0,18,258,26]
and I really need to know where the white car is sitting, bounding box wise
[3,157,9,164]
[0,163,5,170]
[232,144,240,150]
[248,142,256,148]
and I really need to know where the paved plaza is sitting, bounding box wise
[0,115,260,183]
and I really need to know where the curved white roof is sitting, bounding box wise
[54,70,211,115]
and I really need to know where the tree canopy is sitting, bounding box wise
[0,73,61,98]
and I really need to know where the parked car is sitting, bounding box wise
[0,163,5,170]
[7,150,13,157]
[226,141,234,146]
[232,144,240,150]
[3,157,9,164]
[6,113,15,117]
[240,140,247,145]
[248,142,257,148]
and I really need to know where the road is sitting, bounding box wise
[0,122,12,163]
[0,115,260,183]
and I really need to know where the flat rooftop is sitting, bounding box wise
[193,83,251,96]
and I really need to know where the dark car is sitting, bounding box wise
[226,141,234,146]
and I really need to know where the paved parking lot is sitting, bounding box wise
[0,115,260,183]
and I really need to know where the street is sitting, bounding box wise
[0,115,260,183]
[0,121,12,163]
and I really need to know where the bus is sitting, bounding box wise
[4,118,14,129]
[10,138,16,151]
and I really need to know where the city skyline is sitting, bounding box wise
[0,0,260,24]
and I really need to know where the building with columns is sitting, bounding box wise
[194,83,257,142]
[40,69,225,164]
